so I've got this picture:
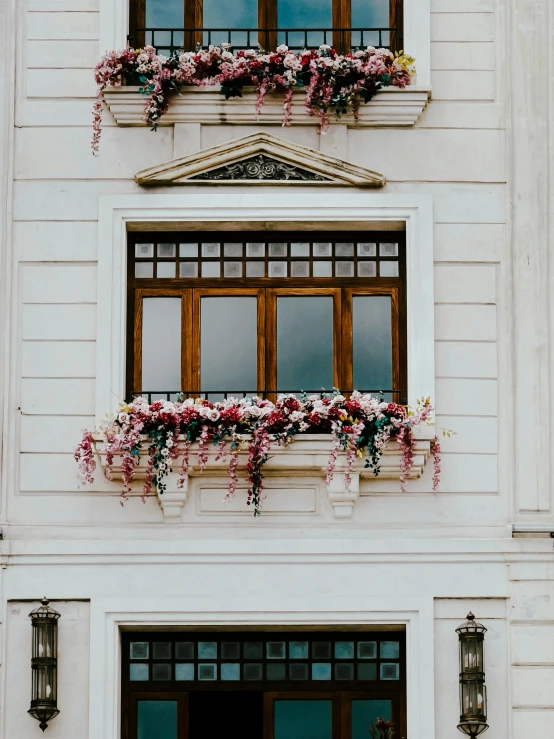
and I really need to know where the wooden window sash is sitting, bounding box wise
[342,286,400,399]
[133,288,188,396]
[191,287,265,394]
[265,287,342,394]
[339,690,404,739]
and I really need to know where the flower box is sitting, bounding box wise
[103,85,430,129]
[91,431,434,521]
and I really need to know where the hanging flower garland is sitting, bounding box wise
[92,44,415,154]
[74,392,441,515]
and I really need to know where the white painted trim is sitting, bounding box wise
[88,596,435,739]
[97,0,432,90]
[96,192,435,423]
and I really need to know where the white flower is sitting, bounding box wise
[289,411,304,423]
[221,42,232,50]
[204,408,220,422]
[319,44,332,51]
[276,44,289,53]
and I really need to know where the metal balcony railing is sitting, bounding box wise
[129,389,402,403]
[128,27,399,56]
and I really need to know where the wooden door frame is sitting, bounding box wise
[263,691,342,739]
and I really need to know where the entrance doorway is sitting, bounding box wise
[122,631,406,738]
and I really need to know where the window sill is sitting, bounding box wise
[103,85,431,128]
[92,431,434,521]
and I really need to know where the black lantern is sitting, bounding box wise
[456,612,488,738]
[28,598,60,732]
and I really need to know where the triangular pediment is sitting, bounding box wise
[135,132,386,188]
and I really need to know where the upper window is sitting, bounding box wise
[127,230,407,403]
[129,0,404,54]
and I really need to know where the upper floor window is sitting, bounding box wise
[129,0,403,54]
[127,230,407,403]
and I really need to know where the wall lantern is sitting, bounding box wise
[28,598,60,732]
[456,612,488,738]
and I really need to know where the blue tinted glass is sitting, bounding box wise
[198,641,217,659]
[380,663,400,681]
[351,700,392,739]
[138,701,177,739]
[353,296,392,397]
[277,297,333,392]
[130,642,149,660]
[221,663,241,681]
[289,642,309,659]
[380,641,400,659]
[278,0,332,28]
[351,0,389,28]
[145,0,183,28]
[335,641,354,659]
[203,0,257,47]
[358,642,377,659]
[130,663,148,681]
[175,663,194,681]
[267,642,286,659]
[267,663,287,681]
[198,664,217,680]
[358,663,377,681]
[275,700,332,739]
[312,663,332,680]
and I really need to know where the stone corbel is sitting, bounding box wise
[156,473,189,523]
[326,472,360,519]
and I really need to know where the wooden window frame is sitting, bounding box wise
[126,692,188,739]
[130,0,403,53]
[127,232,407,402]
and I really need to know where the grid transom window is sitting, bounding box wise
[127,635,402,684]
[127,231,407,403]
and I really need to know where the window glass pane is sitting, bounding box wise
[267,663,287,680]
[351,700,392,739]
[142,298,181,392]
[352,296,392,393]
[145,0,182,28]
[278,0,332,29]
[275,700,332,739]
[351,0,390,28]
[130,663,149,681]
[277,297,333,392]
[335,641,354,659]
[380,663,400,680]
[221,663,241,680]
[200,297,257,392]
[312,663,331,680]
[130,642,149,660]
[198,641,217,659]
[175,663,194,680]
[203,0,257,47]
[380,641,400,659]
[152,663,172,681]
[153,642,171,659]
[138,701,178,739]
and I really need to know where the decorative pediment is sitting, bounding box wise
[135,132,386,188]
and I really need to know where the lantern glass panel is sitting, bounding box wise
[460,681,487,720]
[33,622,56,659]
[32,663,58,703]
[460,636,483,674]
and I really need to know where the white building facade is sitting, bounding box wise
[0,0,553,737]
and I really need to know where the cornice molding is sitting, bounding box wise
[135,131,387,188]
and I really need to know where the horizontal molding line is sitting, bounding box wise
[434,339,498,344]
